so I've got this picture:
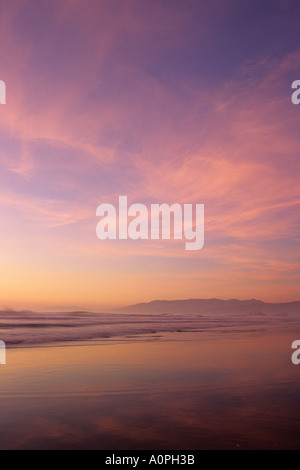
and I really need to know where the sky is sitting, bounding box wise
[0,0,300,310]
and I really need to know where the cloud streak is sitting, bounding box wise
[0,0,300,307]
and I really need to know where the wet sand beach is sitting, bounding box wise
[0,327,300,450]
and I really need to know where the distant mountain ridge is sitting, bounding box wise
[119,298,300,316]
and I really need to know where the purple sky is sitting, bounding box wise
[0,0,300,309]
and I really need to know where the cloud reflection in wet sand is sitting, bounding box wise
[0,328,299,449]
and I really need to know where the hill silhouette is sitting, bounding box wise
[119,298,300,316]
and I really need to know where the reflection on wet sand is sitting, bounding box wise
[0,328,300,449]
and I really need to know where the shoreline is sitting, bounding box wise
[2,318,299,351]
[1,328,300,449]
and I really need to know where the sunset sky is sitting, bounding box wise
[0,0,300,310]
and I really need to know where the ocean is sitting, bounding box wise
[0,308,298,348]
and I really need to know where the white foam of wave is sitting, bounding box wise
[0,310,297,348]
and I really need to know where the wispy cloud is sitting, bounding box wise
[0,1,299,306]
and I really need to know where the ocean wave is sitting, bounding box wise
[0,309,296,348]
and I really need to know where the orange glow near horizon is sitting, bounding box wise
[0,1,300,310]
